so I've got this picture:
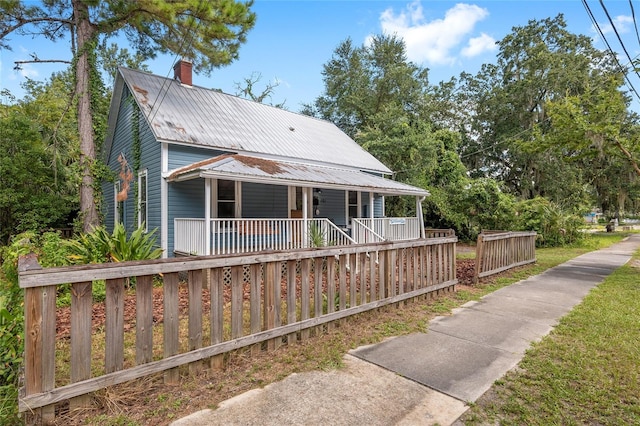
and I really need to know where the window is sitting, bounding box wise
[217,179,236,218]
[138,170,148,231]
[348,191,358,224]
[114,182,125,226]
[295,187,303,210]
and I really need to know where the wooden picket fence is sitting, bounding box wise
[474,231,537,282]
[18,236,457,424]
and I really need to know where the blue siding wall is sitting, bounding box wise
[103,88,137,232]
[242,183,288,218]
[168,144,226,169]
[167,179,205,256]
[102,88,162,247]
[140,115,161,237]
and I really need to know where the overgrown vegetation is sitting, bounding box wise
[0,224,161,424]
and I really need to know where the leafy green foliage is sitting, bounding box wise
[0,106,76,245]
[308,223,326,248]
[516,197,585,247]
[66,223,163,264]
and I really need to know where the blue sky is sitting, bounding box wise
[2,1,640,111]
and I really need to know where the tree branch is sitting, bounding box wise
[0,16,73,42]
[612,137,640,177]
[14,59,72,69]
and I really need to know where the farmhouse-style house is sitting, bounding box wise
[102,61,429,258]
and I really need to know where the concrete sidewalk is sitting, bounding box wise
[171,235,640,426]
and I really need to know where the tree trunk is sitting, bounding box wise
[73,0,99,232]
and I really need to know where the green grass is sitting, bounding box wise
[462,235,640,425]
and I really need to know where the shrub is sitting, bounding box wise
[516,197,585,247]
[65,223,163,264]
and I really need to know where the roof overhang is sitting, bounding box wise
[166,154,429,197]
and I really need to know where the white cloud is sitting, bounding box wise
[461,33,496,57]
[599,15,633,35]
[7,46,40,80]
[379,1,490,65]
[16,62,39,79]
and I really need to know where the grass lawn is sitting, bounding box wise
[462,235,640,425]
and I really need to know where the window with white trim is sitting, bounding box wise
[138,169,148,231]
[348,191,358,224]
[217,179,236,218]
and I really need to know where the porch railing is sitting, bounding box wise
[175,218,356,256]
[353,217,421,242]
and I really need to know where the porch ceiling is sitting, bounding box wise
[167,154,429,197]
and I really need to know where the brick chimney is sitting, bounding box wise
[173,60,192,86]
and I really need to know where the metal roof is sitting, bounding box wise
[113,67,393,174]
[167,154,429,197]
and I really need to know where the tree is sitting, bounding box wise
[0,0,256,232]
[0,104,74,244]
[306,34,473,222]
[303,34,429,139]
[454,15,619,205]
[234,72,286,109]
[545,75,640,216]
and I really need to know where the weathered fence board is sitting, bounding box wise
[18,238,458,420]
[70,281,92,410]
[105,278,124,374]
[135,276,153,365]
[163,272,179,384]
[475,231,537,282]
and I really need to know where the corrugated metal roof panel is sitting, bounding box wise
[168,155,429,197]
[119,67,392,174]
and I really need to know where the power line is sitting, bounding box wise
[629,0,640,49]
[147,0,206,124]
[581,0,640,103]
[599,0,640,85]
[460,117,551,160]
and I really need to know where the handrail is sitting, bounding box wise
[315,218,357,246]
[351,219,385,243]
[176,218,360,255]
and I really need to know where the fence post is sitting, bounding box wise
[20,253,56,424]
[474,233,484,284]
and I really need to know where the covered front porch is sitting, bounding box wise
[174,216,424,255]
[168,154,429,256]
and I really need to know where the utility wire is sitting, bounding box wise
[147,0,205,124]
[599,0,640,84]
[629,0,640,50]
[582,0,640,103]
[460,117,551,159]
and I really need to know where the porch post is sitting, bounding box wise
[302,187,309,248]
[417,196,425,239]
[369,193,374,219]
[205,179,211,255]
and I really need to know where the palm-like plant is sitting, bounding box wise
[66,222,163,264]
